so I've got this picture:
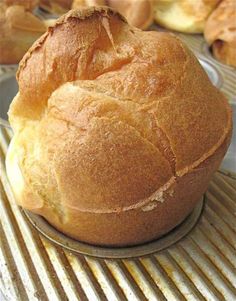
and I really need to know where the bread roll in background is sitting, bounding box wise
[154,0,221,33]
[108,0,153,29]
[72,0,105,7]
[204,0,236,67]
[7,7,232,246]
[0,4,53,64]
[72,0,153,29]
[3,0,39,11]
[39,0,73,14]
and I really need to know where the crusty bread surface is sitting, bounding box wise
[7,7,232,246]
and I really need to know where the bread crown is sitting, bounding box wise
[8,7,231,214]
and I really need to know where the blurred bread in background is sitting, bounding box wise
[72,0,105,7]
[3,0,39,11]
[1,0,234,66]
[204,0,236,67]
[39,0,72,14]
[108,0,153,29]
[0,3,54,64]
[153,0,221,33]
[72,0,153,29]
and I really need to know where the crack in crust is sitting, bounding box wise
[149,112,177,174]
[10,6,232,217]
[72,82,178,174]
[47,82,176,175]
[17,6,127,80]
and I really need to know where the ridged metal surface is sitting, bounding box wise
[1,33,236,301]
[23,198,204,259]
[0,126,236,301]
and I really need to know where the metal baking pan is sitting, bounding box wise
[0,72,18,128]
[0,65,18,75]
[1,130,235,300]
[0,32,236,300]
[23,198,204,259]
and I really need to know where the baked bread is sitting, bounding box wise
[204,0,236,67]
[72,0,153,29]
[7,7,232,246]
[154,0,221,33]
[0,4,55,64]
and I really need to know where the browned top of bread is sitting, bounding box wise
[9,7,232,213]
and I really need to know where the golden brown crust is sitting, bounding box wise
[17,6,126,71]
[204,0,236,67]
[6,126,231,246]
[15,7,127,116]
[7,7,232,246]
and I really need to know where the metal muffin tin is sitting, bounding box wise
[0,64,18,75]
[0,28,236,300]
[23,198,204,259]
[198,58,223,89]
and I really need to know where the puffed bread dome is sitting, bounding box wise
[7,7,232,246]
